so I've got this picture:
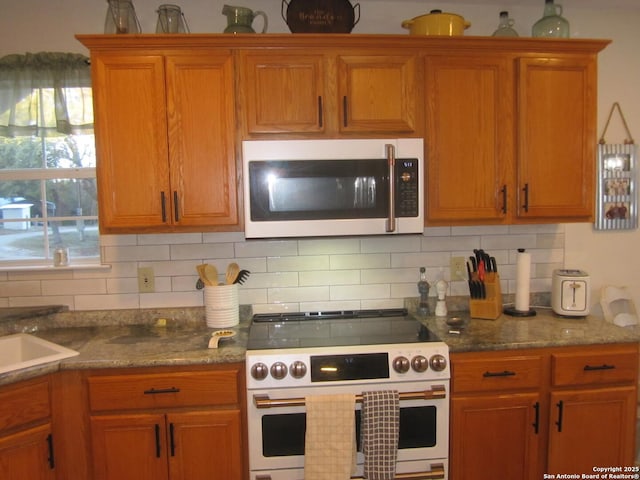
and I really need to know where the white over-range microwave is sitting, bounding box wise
[242,138,425,238]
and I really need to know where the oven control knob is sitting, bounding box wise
[290,361,307,379]
[392,356,411,374]
[250,362,269,381]
[270,362,288,380]
[411,355,429,372]
[429,354,448,372]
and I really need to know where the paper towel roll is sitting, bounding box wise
[515,249,531,312]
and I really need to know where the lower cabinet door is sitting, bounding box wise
[451,393,542,480]
[547,386,637,474]
[91,414,169,480]
[167,410,242,480]
[0,424,55,480]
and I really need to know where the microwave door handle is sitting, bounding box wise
[385,144,396,232]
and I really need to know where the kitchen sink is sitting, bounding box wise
[0,333,79,374]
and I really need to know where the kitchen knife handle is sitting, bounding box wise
[173,191,179,222]
[500,185,507,213]
[343,96,348,127]
[555,400,564,432]
[317,96,323,127]
[385,144,396,232]
[161,191,167,223]
[522,183,530,213]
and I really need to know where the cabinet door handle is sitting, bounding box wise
[555,400,564,432]
[343,96,348,127]
[161,191,167,223]
[47,433,55,469]
[483,370,516,378]
[144,387,181,395]
[584,364,615,371]
[169,423,176,457]
[318,96,323,128]
[522,183,530,213]
[532,402,540,434]
[154,424,162,458]
[500,185,507,214]
[173,191,179,222]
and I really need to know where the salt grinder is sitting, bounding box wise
[435,279,448,317]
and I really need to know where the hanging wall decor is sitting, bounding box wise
[595,102,638,230]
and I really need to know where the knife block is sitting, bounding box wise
[469,273,502,320]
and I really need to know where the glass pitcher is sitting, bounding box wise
[104,0,141,34]
[532,0,569,38]
[156,4,190,33]
[222,4,268,34]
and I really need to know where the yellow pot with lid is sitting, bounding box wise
[401,9,471,36]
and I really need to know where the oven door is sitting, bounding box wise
[247,381,449,480]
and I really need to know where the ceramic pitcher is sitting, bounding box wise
[222,4,268,33]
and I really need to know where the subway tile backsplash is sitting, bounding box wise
[1,225,565,313]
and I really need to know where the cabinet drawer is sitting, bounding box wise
[552,347,638,387]
[88,370,239,412]
[0,379,51,432]
[452,355,544,393]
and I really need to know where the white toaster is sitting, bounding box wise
[551,269,591,316]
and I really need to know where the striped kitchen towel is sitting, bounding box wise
[304,393,357,480]
[361,390,400,480]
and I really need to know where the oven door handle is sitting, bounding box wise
[253,385,447,409]
[255,463,445,480]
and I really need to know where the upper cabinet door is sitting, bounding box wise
[516,56,597,222]
[165,53,238,227]
[424,55,513,225]
[338,54,418,134]
[93,55,170,230]
[240,52,326,134]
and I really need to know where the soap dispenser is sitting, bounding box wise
[417,267,430,316]
[435,278,448,317]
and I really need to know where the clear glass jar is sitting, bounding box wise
[104,0,141,34]
[492,11,519,37]
[532,0,569,38]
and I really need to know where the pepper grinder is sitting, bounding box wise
[417,267,430,316]
[435,279,448,317]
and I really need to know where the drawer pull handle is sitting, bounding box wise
[318,96,323,127]
[144,387,181,395]
[583,364,615,371]
[169,423,176,457]
[483,370,516,378]
[532,402,540,434]
[155,424,162,458]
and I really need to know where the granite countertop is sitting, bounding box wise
[419,308,640,353]
[1,305,639,386]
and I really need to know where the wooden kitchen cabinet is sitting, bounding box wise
[450,343,639,480]
[450,352,544,480]
[424,41,608,226]
[87,365,245,480]
[82,38,238,233]
[0,377,55,480]
[238,49,419,137]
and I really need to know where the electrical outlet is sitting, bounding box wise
[138,267,155,293]
[450,256,467,281]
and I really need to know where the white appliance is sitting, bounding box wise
[245,309,449,479]
[242,138,424,238]
[552,269,591,316]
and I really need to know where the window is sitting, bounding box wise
[0,52,98,268]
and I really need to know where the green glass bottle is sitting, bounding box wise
[532,0,569,38]
[492,11,519,37]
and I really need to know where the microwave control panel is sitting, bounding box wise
[396,158,419,217]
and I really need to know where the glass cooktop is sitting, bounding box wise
[246,308,440,350]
